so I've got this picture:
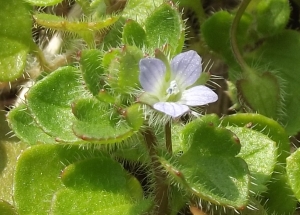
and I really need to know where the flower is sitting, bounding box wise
[138,50,218,118]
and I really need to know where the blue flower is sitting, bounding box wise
[138,50,218,118]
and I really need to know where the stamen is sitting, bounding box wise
[166,80,179,95]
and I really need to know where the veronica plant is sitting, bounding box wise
[2,0,300,215]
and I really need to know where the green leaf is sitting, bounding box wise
[72,98,143,143]
[122,0,164,24]
[221,113,290,165]
[24,0,62,6]
[201,11,251,67]
[0,141,27,204]
[26,66,88,143]
[117,45,143,92]
[51,157,152,215]
[237,71,281,120]
[287,149,300,201]
[102,45,143,98]
[0,200,17,215]
[251,30,300,135]
[14,145,152,214]
[262,172,297,215]
[254,0,290,38]
[13,144,103,214]
[227,126,277,194]
[222,113,297,213]
[33,13,118,45]
[102,18,126,50]
[7,104,56,144]
[122,19,147,48]
[33,13,119,32]
[80,49,104,96]
[145,3,183,54]
[161,118,249,208]
[0,0,32,81]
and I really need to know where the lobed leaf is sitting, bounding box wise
[14,144,147,214]
[26,66,88,143]
[227,126,277,194]
[221,113,290,164]
[72,98,143,143]
[161,117,250,208]
[50,157,152,214]
[7,104,56,144]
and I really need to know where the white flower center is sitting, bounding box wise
[166,80,179,95]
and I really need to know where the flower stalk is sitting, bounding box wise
[230,0,252,73]
[142,127,170,215]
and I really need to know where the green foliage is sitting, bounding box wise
[7,104,56,144]
[24,0,63,6]
[26,66,88,143]
[161,117,250,208]
[0,0,32,81]
[2,0,300,214]
[251,30,300,135]
[14,145,151,214]
[144,3,184,54]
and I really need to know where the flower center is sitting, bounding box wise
[165,80,181,102]
[166,80,179,95]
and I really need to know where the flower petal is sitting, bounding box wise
[179,86,218,106]
[153,102,189,117]
[171,50,202,89]
[139,58,166,94]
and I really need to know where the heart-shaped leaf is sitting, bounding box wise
[161,118,249,208]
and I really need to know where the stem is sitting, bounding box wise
[165,121,172,153]
[230,0,252,72]
[30,42,52,72]
[142,128,169,215]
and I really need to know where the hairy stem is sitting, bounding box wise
[143,128,169,215]
[230,0,252,72]
[165,121,172,153]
